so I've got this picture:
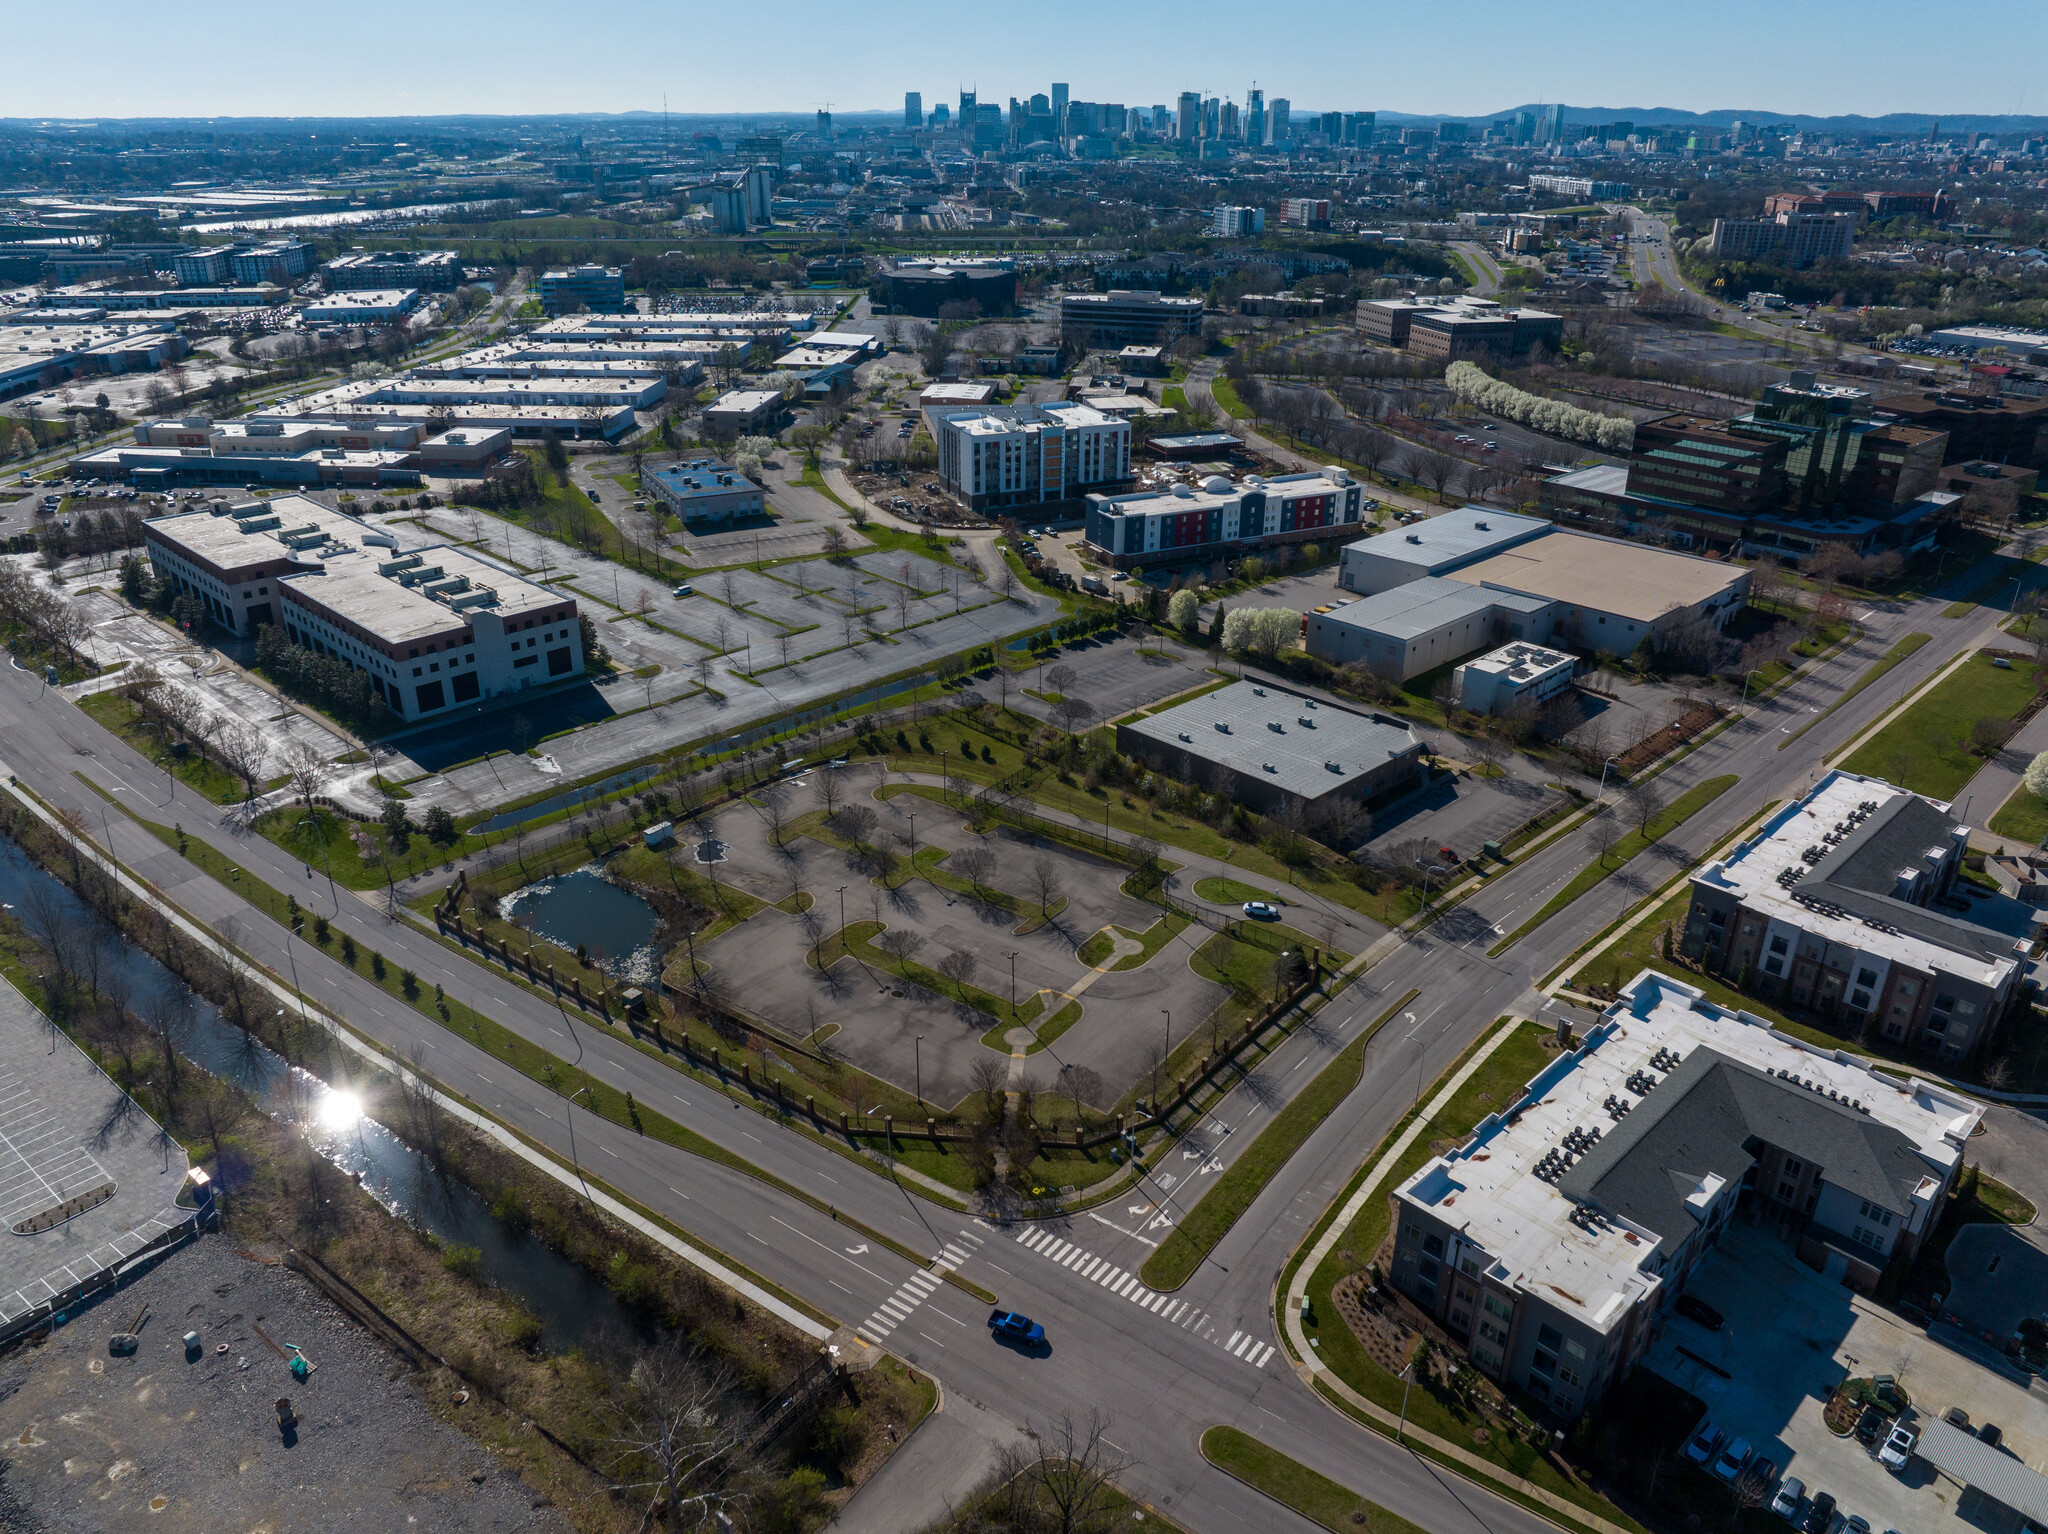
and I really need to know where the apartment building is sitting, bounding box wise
[1280,198,1331,228]
[143,497,581,722]
[1085,466,1365,568]
[1210,205,1265,237]
[1683,771,2028,1064]
[1390,970,1983,1417]
[1706,212,1857,268]
[539,265,627,315]
[936,401,1130,512]
[1060,290,1204,347]
[229,242,315,284]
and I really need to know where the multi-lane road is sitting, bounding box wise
[4,540,2039,1531]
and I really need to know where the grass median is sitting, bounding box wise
[1201,1426,1428,1534]
[1776,631,1930,752]
[1141,989,1417,1291]
[1490,775,1738,955]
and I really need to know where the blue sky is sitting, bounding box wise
[7,0,2043,121]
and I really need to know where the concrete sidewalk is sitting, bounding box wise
[826,1389,1023,1533]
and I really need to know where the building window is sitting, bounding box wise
[414,681,446,712]
[1858,969,1878,988]
[1768,935,1789,955]
[1777,1181,1796,1201]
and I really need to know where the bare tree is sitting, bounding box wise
[834,802,878,850]
[603,1339,750,1532]
[212,719,267,801]
[936,948,980,997]
[1029,858,1061,919]
[1050,696,1096,734]
[1621,777,1664,838]
[755,783,790,846]
[969,1056,1008,1122]
[817,761,844,819]
[990,1410,1136,1534]
[280,740,331,812]
[952,845,995,892]
[1044,663,1077,698]
[876,928,926,975]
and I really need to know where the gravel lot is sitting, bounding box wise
[0,1233,565,1534]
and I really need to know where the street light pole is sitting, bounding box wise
[915,1033,924,1104]
[1397,1361,1415,1445]
[1004,949,1017,1008]
[1740,666,1764,708]
[1597,756,1621,806]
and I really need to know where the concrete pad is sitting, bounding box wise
[826,1391,1022,1534]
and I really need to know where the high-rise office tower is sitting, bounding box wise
[1542,103,1566,144]
[1202,97,1221,138]
[816,110,832,139]
[1177,91,1201,140]
[1150,105,1168,132]
[1346,111,1376,147]
[1514,110,1536,144]
[1052,82,1068,134]
[1221,100,1240,139]
[1245,86,1265,145]
[1269,98,1290,143]
[904,92,922,128]
[960,89,977,130]
[931,103,950,127]
[1320,111,1342,141]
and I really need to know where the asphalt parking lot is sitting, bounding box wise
[1650,1218,2048,1534]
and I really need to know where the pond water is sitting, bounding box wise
[498,865,661,981]
[0,838,637,1355]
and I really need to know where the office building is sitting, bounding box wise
[1085,466,1366,568]
[539,265,627,316]
[1452,641,1575,715]
[1876,386,2048,467]
[934,401,1130,512]
[0,321,187,394]
[1358,295,1561,359]
[1540,103,1566,144]
[1281,197,1331,228]
[1246,88,1266,146]
[1706,213,1856,268]
[71,423,424,491]
[142,497,582,722]
[1921,325,2048,364]
[40,251,154,284]
[1336,511,1750,655]
[1210,205,1265,237]
[1060,290,1204,347]
[1346,111,1376,147]
[1267,99,1290,142]
[322,248,462,292]
[300,289,423,327]
[229,242,315,285]
[1389,968,1983,1415]
[1115,681,1423,820]
[702,388,789,434]
[1306,577,1552,682]
[1865,190,1946,219]
[644,457,764,523]
[815,110,832,140]
[1051,83,1069,132]
[172,247,233,286]
[904,92,922,128]
[878,259,1016,317]
[1682,771,2030,1064]
[1177,92,1201,140]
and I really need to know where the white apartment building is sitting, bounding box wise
[933,401,1130,512]
[1210,205,1265,236]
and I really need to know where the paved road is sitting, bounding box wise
[3,532,2037,1531]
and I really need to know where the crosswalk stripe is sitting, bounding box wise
[942,1245,968,1263]
[1168,1301,1187,1322]
[1080,1257,1104,1280]
[904,1273,937,1293]
[857,1325,889,1343]
[1098,1265,1121,1286]
[1149,1295,1169,1314]
[1063,1249,1086,1269]
[1018,1229,1042,1248]
[1232,1334,1254,1357]
[879,1300,911,1320]
[1226,1329,1244,1351]
[1114,1276,1137,1297]
[1253,1345,1274,1368]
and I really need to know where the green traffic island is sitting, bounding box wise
[1200,1426,1431,1534]
[0,793,937,1534]
[1283,1019,1648,1534]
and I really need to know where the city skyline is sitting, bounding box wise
[6,0,2042,122]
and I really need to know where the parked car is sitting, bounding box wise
[1856,1405,1887,1445]
[672,584,694,598]
[1675,1294,1725,1330]
[1681,1421,1724,1467]
[1801,1491,1836,1534]
[1945,1406,1971,1430]
[1979,1422,2003,1449]
[988,1310,1044,1345]
[1243,901,1282,921]
[1711,1437,1753,1483]
[1770,1476,1806,1520]
[1844,1517,1872,1534]
[1879,1424,1917,1470]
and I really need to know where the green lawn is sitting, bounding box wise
[1142,989,1416,1290]
[1287,1022,1637,1528]
[1841,652,2038,799]
[1201,1427,1428,1534]
[1210,377,1249,419]
[1109,911,1193,969]
[76,690,249,805]
[1989,782,2048,846]
[1492,775,1738,953]
[1194,876,1285,906]
[1075,929,1115,967]
[1568,887,1692,994]
[1978,1172,2039,1225]
[1777,631,1931,752]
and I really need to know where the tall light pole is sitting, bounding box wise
[837,884,847,946]
[1397,1360,1415,1445]
[1596,756,1621,806]
[1739,666,1765,708]
[1003,949,1017,1008]
[915,1033,925,1104]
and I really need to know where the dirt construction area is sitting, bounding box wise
[0,1233,561,1533]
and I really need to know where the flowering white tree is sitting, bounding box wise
[2025,749,2048,802]
[1445,361,1635,452]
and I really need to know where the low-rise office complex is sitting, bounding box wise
[1389,970,1983,1416]
[1060,290,1204,347]
[1306,577,1553,682]
[702,388,790,433]
[0,320,187,394]
[1452,640,1576,715]
[1115,679,1423,820]
[1086,466,1366,569]
[142,497,582,723]
[72,414,428,489]
[539,265,627,315]
[300,288,423,326]
[1681,770,2031,1064]
[644,457,764,523]
[1358,295,1562,359]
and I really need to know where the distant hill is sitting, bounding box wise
[1374,105,2048,136]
